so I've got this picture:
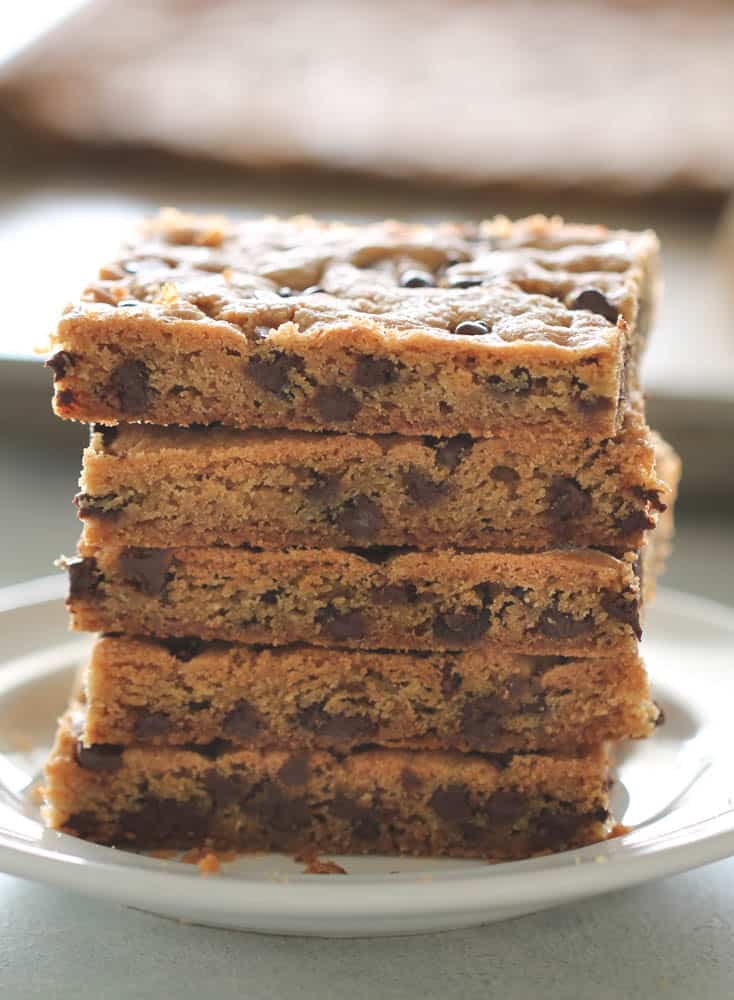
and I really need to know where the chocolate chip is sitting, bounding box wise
[533,810,591,849]
[66,556,102,598]
[429,784,473,822]
[335,495,383,542]
[256,782,310,832]
[354,356,399,387]
[316,606,367,641]
[614,509,655,534]
[188,699,211,712]
[433,434,473,471]
[247,352,304,396]
[401,768,423,792]
[314,385,360,422]
[601,592,642,640]
[184,738,233,760]
[109,360,150,415]
[73,493,119,520]
[453,320,490,337]
[260,588,281,605]
[484,790,526,823]
[133,712,172,739]
[547,477,592,522]
[297,704,376,742]
[440,662,462,698]
[57,388,75,407]
[475,581,502,605]
[462,692,515,734]
[352,546,398,565]
[92,423,119,447]
[332,793,381,840]
[433,607,491,644]
[119,797,210,846]
[304,473,342,504]
[400,269,434,288]
[536,606,594,639]
[372,582,418,606]
[572,288,619,324]
[118,547,173,597]
[402,467,449,505]
[75,741,123,772]
[278,752,311,786]
[577,394,613,415]
[222,699,261,739]
[204,770,244,808]
[161,636,205,661]
[45,350,74,380]
[490,465,519,485]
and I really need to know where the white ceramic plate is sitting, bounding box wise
[0,579,733,937]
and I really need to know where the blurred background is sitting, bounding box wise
[0,0,732,603]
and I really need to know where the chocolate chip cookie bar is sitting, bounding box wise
[47,211,659,440]
[64,545,643,655]
[44,707,612,858]
[80,635,658,754]
[75,404,666,553]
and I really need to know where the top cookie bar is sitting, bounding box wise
[47,211,659,439]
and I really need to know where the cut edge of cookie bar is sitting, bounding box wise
[75,400,668,554]
[79,635,659,754]
[62,545,644,655]
[46,212,659,439]
[44,705,613,860]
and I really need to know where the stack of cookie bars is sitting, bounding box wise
[43,211,680,861]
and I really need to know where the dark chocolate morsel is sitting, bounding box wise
[118,547,173,597]
[278,752,311,786]
[75,741,123,772]
[335,495,383,542]
[547,477,592,522]
[453,320,490,337]
[297,704,377,742]
[56,388,75,407]
[332,793,381,840]
[400,768,423,792]
[430,434,473,471]
[601,592,642,639]
[247,352,304,396]
[222,699,261,739]
[162,636,205,661]
[402,467,449,506]
[109,360,150,415]
[304,472,342,504]
[204,770,244,808]
[536,606,595,639]
[433,607,491,643]
[484,790,526,823]
[66,556,102,598]
[429,784,473,822]
[371,582,418,606]
[571,288,619,324]
[354,356,399,388]
[490,465,519,485]
[119,797,210,845]
[184,738,233,760]
[440,662,463,698]
[45,350,74,380]
[133,712,173,739]
[399,269,434,288]
[73,493,120,520]
[316,606,367,641]
[313,385,360,422]
[92,423,119,447]
[614,509,655,534]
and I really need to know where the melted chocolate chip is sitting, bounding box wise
[314,386,360,422]
[440,662,463,698]
[400,269,434,288]
[316,606,367,641]
[92,423,119,447]
[133,712,172,739]
[45,350,74,380]
[571,288,619,324]
[536,606,595,639]
[601,592,642,639]
[222,699,261,739]
[204,769,244,808]
[73,493,119,520]
[75,741,123,772]
[614,509,655,534]
[278,752,311,786]
[66,556,102,598]
[188,699,211,712]
[332,793,381,840]
[433,607,491,644]
[119,797,210,845]
[260,588,281,606]
[247,352,304,396]
[372,582,418,606]
[484,790,526,823]
[402,467,449,506]
[335,495,383,542]
[429,784,473,822]
[184,738,233,759]
[304,473,342,504]
[109,360,150,415]
[118,547,173,597]
[56,388,75,407]
[401,768,423,792]
[297,704,377,741]
[354,356,399,388]
[453,320,490,337]
[255,782,310,832]
[547,477,592,523]
[490,465,519,485]
[428,434,473,471]
[162,636,205,661]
